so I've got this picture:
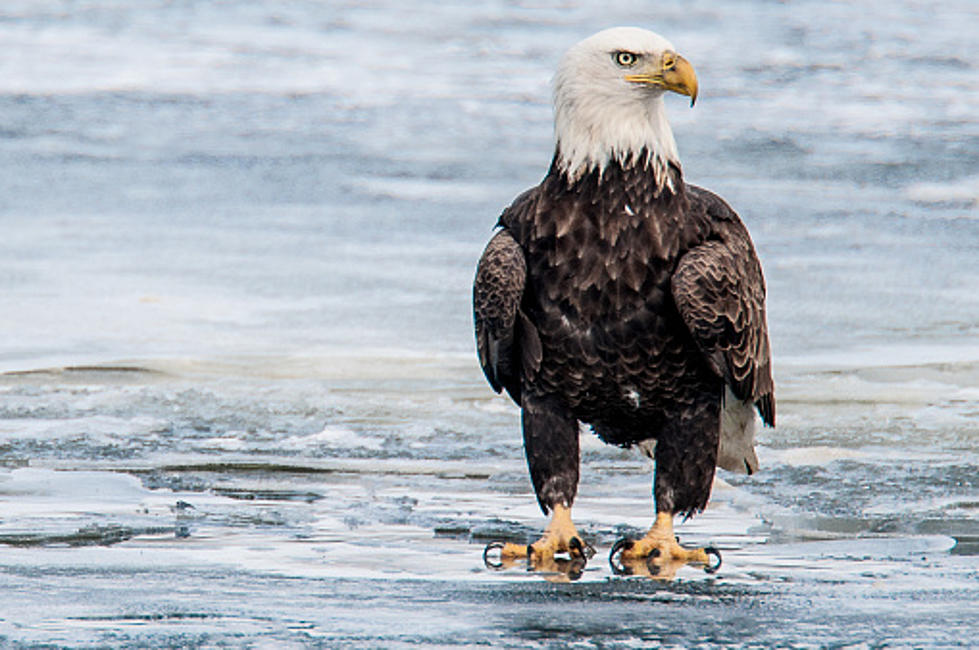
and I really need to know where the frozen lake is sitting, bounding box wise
[0,1,977,646]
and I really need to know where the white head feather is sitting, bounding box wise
[553,27,681,189]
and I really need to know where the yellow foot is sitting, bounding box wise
[483,504,594,581]
[609,512,721,580]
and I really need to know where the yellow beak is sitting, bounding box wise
[624,53,699,107]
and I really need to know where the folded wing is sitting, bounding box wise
[671,229,775,427]
[473,229,540,405]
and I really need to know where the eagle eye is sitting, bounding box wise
[663,52,676,69]
[614,51,638,67]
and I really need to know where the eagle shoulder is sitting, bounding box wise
[497,186,540,231]
[672,185,775,426]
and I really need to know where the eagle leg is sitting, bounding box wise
[521,392,580,514]
[610,407,723,579]
[609,512,721,579]
[482,392,594,578]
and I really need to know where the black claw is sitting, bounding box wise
[609,538,633,575]
[649,547,661,559]
[610,538,632,555]
[704,546,722,574]
[569,536,595,559]
[483,541,506,570]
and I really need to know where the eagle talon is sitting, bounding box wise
[568,536,595,559]
[609,514,723,579]
[482,541,507,570]
[482,540,531,571]
[609,537,634,575]
[704,546,722,574]
[484,506,592,581]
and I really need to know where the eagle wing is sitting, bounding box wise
[671,193,775,426]
[473,228,540,405]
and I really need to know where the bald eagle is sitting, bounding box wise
[474,27,774,577]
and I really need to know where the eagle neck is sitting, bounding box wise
[546,149,684,201]
[552,93,680,193]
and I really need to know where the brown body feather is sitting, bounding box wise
[474,153,774,516]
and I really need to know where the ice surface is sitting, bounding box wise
[0,0,976,646]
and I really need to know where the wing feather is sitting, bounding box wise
[473,228,530,404]
[671,212,775,426]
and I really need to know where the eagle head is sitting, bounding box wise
[552,27,698,187]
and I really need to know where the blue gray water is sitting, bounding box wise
[0,1,977,647]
